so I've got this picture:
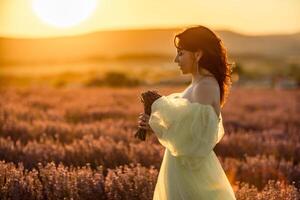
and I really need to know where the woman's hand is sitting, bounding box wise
[138,113,153,133]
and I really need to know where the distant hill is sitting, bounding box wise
[217,30,300,59]
[0,28,299,65]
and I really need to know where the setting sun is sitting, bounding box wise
[31,0,98,28]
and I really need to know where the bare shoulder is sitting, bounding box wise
[192,78,220,115]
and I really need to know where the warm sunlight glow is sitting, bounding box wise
[32,0,98,28]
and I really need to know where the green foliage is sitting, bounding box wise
[85,71,142,87]
[286,63,300,84]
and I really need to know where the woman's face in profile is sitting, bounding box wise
[174,48,196,74]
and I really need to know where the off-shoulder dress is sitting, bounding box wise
[149,92,236,200]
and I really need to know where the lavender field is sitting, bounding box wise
[0,85,299,200]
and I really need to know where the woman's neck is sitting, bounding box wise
[191,68,214,85]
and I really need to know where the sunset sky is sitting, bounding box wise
[0,0,299,38]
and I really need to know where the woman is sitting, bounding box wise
[138,25,236,200]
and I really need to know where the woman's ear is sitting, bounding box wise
[194,50,203,62]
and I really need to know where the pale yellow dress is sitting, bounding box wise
[149,92,236,200]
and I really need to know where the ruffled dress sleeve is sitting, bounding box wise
[149,93,224,158]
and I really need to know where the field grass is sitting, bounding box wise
[0,85,299,199]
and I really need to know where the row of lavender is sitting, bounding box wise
[0,160,298,200]
[0,117,299,164]
[0,134,299,190]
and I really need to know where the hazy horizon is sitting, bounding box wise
[1,26,300,40]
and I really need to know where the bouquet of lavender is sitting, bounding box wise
[135,90,162,141]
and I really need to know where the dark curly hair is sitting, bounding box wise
[174,25,233,108]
